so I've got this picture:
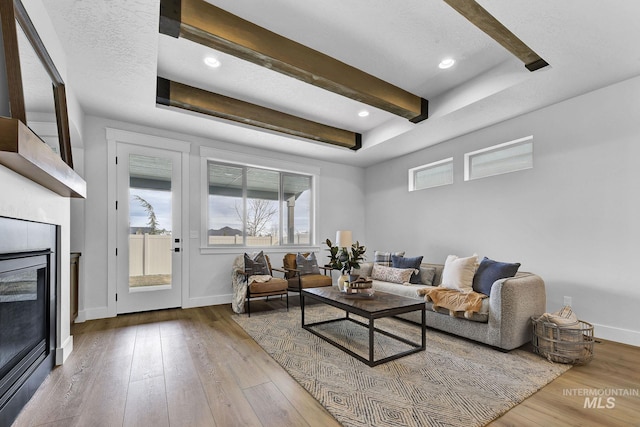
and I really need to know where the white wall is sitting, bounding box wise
[79,115,365,318]
[364,75,640,346]
[0,165,73,363]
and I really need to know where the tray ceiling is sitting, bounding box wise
[37,0,640,166]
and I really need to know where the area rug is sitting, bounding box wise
[233,305,570,427]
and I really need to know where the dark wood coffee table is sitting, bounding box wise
[301,287,426,367]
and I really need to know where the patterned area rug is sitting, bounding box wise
[233,304,571,427]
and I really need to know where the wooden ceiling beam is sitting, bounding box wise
[443,0,549,71]
[159,0,428,123]
[156,78,362,150]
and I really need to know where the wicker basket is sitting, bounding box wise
[531,317,594,364]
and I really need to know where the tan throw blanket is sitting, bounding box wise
[417,287,488,319]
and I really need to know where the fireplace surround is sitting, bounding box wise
[0,216,57,426]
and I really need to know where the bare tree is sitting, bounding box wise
[235,199,277,236]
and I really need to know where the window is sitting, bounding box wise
[207,161,313,246]
[464,136,533,181]
[408,158,453,191]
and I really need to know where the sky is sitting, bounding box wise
[129,188,172,232]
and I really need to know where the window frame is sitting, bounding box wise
[408,157,454,191]
[464,135,533,181]
[199,146,319,253]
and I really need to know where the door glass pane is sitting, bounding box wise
[128,154,172,288]
[246,168,279,246]
[282,174,311,245]
[208,163,244,245]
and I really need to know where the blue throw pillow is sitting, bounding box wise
[472,257,521,296]
[391,255,424,284]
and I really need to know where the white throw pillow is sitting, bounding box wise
[440,254,479,293]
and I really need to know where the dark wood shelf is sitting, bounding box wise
[0,117,86,198]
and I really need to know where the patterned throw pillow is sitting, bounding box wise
[374,250,406,267]
[440,254,479,293]
[244,251,270,276]
[296,252,321,275]
[392,255,423,284]
[371,264,415,284]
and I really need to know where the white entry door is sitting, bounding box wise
[116,143,182,314]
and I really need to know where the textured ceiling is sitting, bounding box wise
[34,0,640,167]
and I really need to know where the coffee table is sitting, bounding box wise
[301,287,426,367]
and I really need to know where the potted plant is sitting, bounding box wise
[325,238,366,289]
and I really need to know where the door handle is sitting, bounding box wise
[173,248,180,252]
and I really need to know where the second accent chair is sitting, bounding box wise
[283,252,333,292]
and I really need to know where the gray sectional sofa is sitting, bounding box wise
[352,262,546,351]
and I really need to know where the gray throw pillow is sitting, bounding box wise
[244,251,270,275]
[419,267,436,286]
[296,252,321,275]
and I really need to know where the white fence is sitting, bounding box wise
[129,234,172,276]
[129,233,311,277]
[208,233,309,245]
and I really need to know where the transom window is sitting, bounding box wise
[464,136,533,181]
[408,158,454,191]
[207,161,313,246]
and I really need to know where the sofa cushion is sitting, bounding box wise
[374,250,405,267]
[296,252,321,275]
[248,277,287,294]
[426,301,490,323]
[288,274,332,290]
[371,264,415,284]
[472,257,521,296]
[392,255,423,284]
[440,254,479,293]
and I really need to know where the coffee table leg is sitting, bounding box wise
[421,307,426,350]
[301,292,305,326]
[369,319,375,364]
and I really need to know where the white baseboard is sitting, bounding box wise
[592,322,640,347]
[82,306,114,321]
[184,294,233,308]
[75,310,87,323]
[56,335,74,365]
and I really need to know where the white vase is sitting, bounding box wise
[337,274,349,292]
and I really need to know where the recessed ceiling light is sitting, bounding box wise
[204,56,221,68]
[438,58,455,69]
[358,110,370,117]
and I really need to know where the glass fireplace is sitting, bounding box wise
[0,217,57,426]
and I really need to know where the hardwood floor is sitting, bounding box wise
[12,299,640,427]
